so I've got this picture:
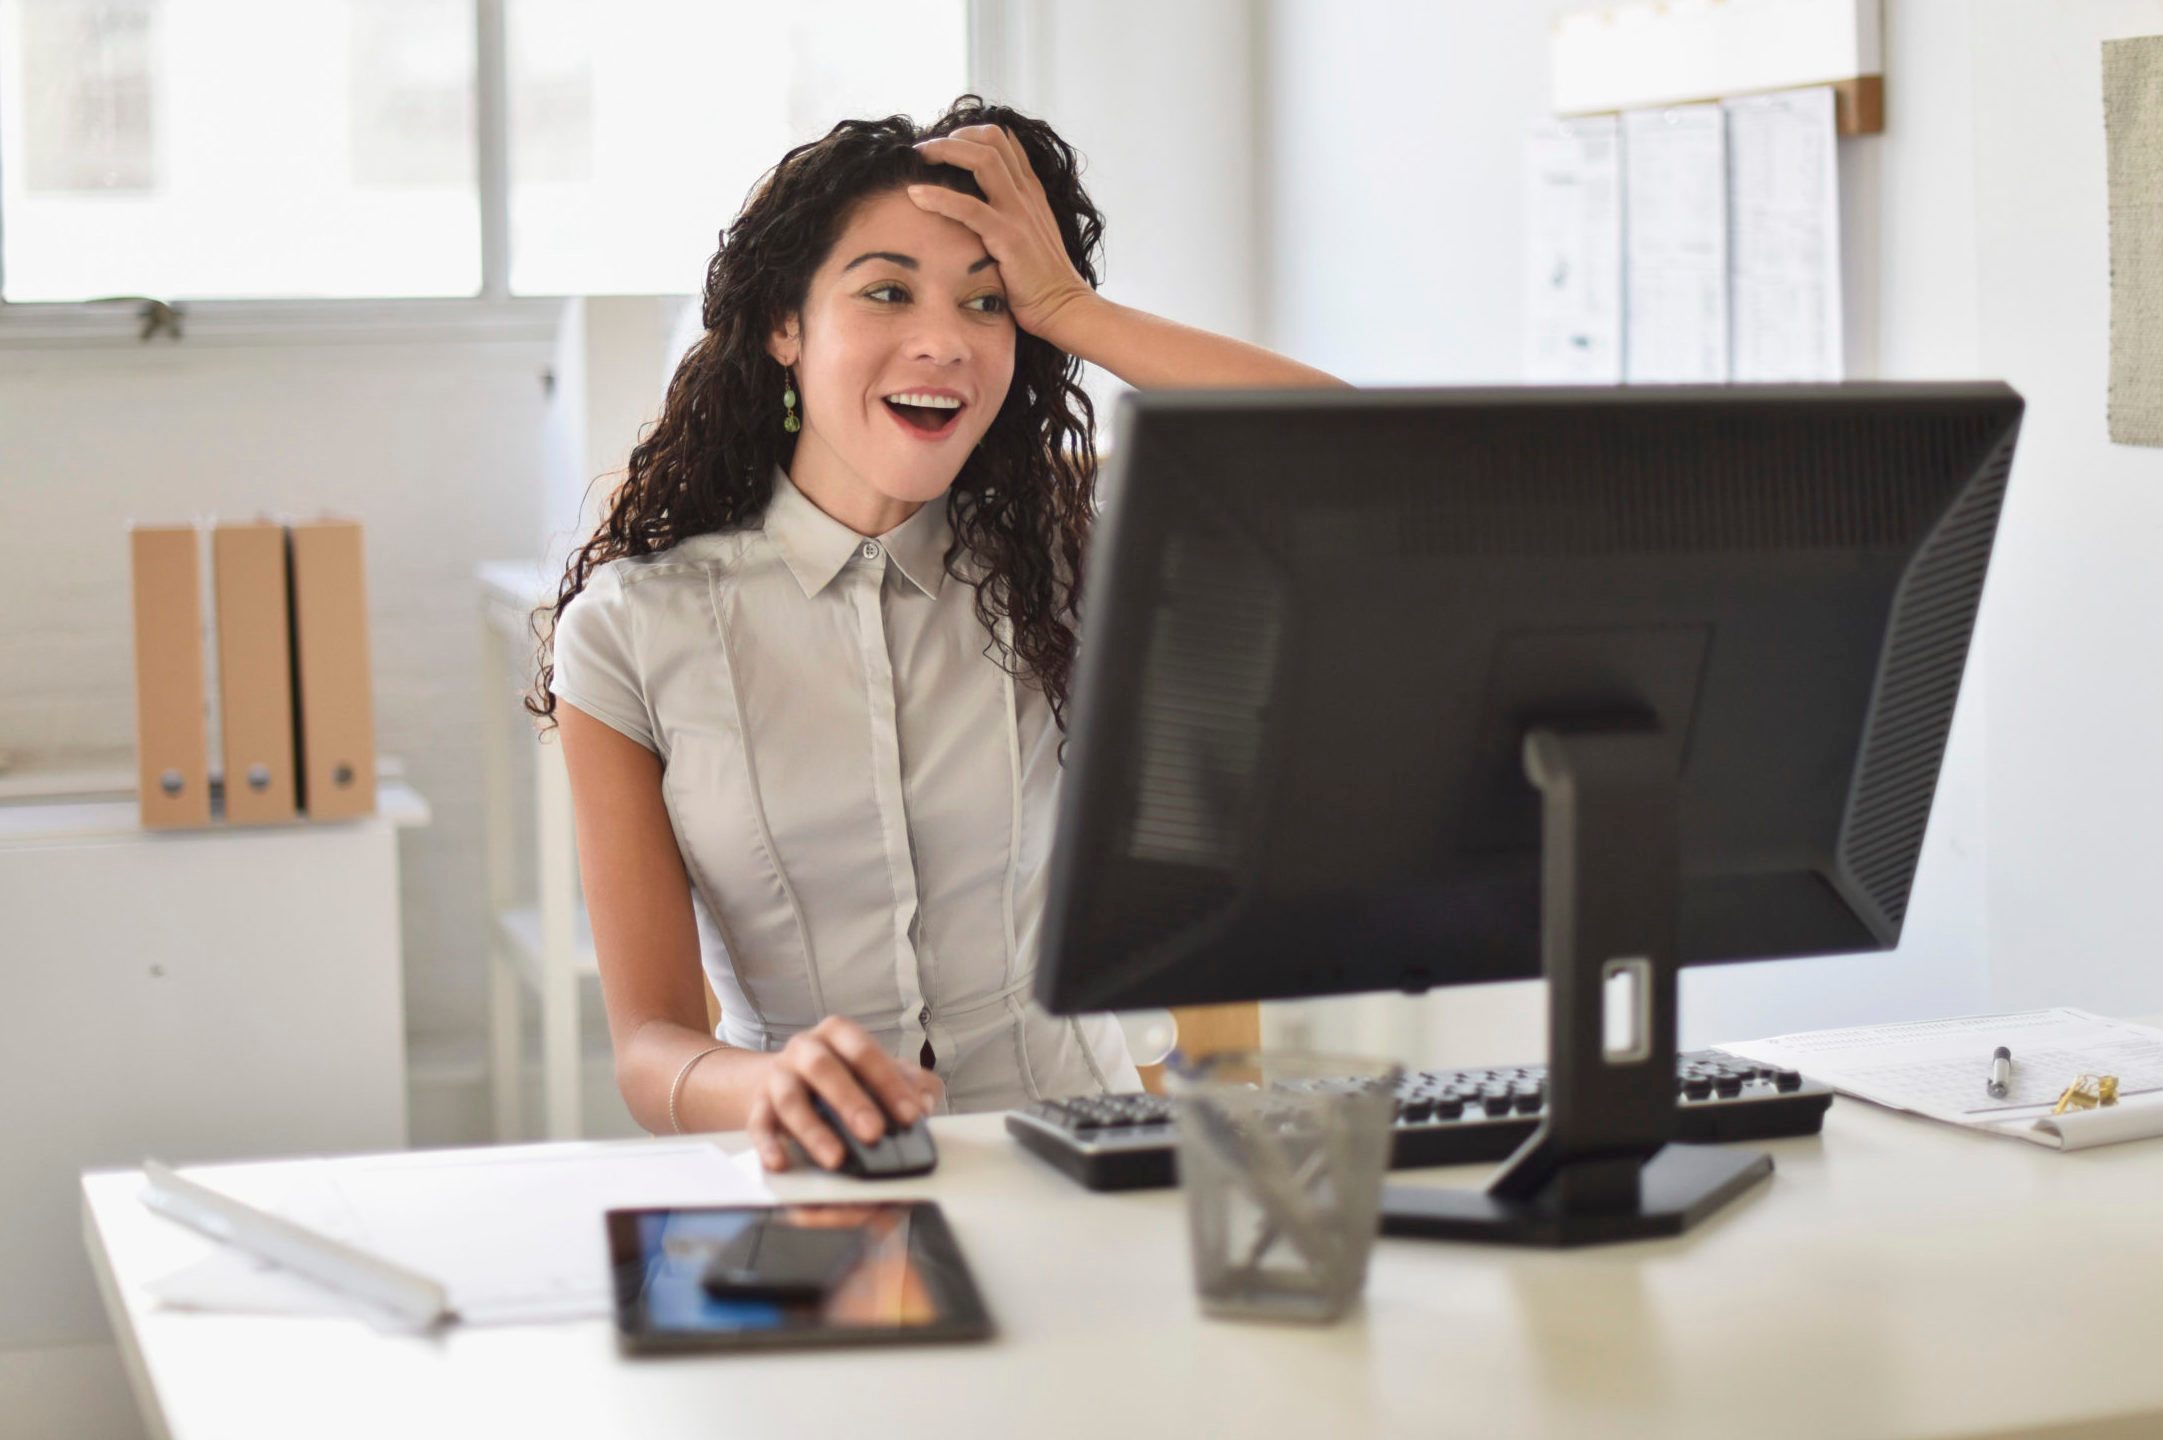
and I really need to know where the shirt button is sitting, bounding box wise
[860,540,881,560]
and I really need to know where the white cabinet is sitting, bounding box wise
[0,778,423,1354]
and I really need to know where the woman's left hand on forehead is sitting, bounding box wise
[908,125,1094,339]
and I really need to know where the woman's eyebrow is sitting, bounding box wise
[841,251,1000,275]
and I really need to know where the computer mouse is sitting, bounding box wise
[807,1092,938,1179]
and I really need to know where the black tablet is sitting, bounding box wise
[606,1201,994,1355]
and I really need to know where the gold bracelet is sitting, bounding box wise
[668,1044,730,1134]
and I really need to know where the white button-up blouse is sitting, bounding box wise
[550,465,1139,1113]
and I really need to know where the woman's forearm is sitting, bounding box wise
[1035,292,1351,392]
[619,1019,774,1135]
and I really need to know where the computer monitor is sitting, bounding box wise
[1037,383,2023,1245]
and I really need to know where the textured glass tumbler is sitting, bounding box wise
[1169,1049,1403,1323]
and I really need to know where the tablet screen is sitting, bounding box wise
[606,1200,993,1353]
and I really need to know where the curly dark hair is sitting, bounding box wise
[527,94,1104,738]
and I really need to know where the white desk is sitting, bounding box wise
[81,1098,2163,1440]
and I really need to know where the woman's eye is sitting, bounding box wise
[864,283,1006,315]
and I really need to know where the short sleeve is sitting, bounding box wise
[550,566,659,753]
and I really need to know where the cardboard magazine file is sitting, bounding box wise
[287,519,377,820]
[130,524,212,829]
[212,521,299,824]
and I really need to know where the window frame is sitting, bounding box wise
[0,0,1002,348]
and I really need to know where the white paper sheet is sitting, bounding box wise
[1720,1008,2163,1151]
[1525,116,1624,384]
[1724,86,1844,381]
[145,1139,774,1326]
[1622,103,1729,383]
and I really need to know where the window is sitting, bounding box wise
[0,0,971,305]
[0,0,480,301]
[506,0,967,296]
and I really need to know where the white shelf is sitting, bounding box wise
[0,775,429,846]
[479,558,557,640]
[492,903,600,985]
[1552,0,1882,118]
[479,558,593,1142]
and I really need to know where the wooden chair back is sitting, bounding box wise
[1137,1003,1262,1095]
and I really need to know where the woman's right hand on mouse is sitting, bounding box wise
[747,1015,946,1172]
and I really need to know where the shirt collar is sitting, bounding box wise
[764,464,950,600]
[880,487,953,599]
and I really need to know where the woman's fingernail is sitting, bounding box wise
[854,1111,881,1139]
[896,1102,918,1125]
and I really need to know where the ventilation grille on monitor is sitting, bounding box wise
[1838,427,2017,933]
[1125,524,1285,870]
[1377,408,1985,556]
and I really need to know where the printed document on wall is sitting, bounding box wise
[1623,104,1729,383]
[1525,117,1622,384]
[1725,87,1844,381]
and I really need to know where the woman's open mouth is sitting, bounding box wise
[882,395,966,441]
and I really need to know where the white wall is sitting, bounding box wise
[1261,2,1551,387]
[0,5,1270,1157]
[1970,1,2163,1015]
[541,295,700,569]
[1680,0,1999,1046]
[977,0,1265,441]
[0,322,556,1098]
[0,3,1272,1152]
[1248,0,2155,1061]
[16,0,2154,1137]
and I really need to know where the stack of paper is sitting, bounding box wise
[1720,1008,2163,1151]
[145,1139,773,1326]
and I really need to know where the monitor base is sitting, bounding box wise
[1377,1143,1772,1247]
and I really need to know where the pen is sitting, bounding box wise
[1986,1045,2013,1099]
[140,1158,452,1328]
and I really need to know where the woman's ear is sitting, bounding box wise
[765,315,800,369]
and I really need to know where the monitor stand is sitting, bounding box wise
[1378,724,1772,1247]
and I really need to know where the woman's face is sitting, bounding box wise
[767,186,1017,532]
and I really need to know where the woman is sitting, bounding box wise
[534,94,1344,1173]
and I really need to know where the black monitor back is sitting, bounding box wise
[1037,383,2023,1015]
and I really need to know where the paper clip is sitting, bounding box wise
[2050,1074,2120,1115]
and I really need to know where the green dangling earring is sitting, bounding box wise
[782,366,801,434]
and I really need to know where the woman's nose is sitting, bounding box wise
[903,311,975,364]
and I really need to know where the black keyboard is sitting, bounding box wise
[1006,1050,1833,1191]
